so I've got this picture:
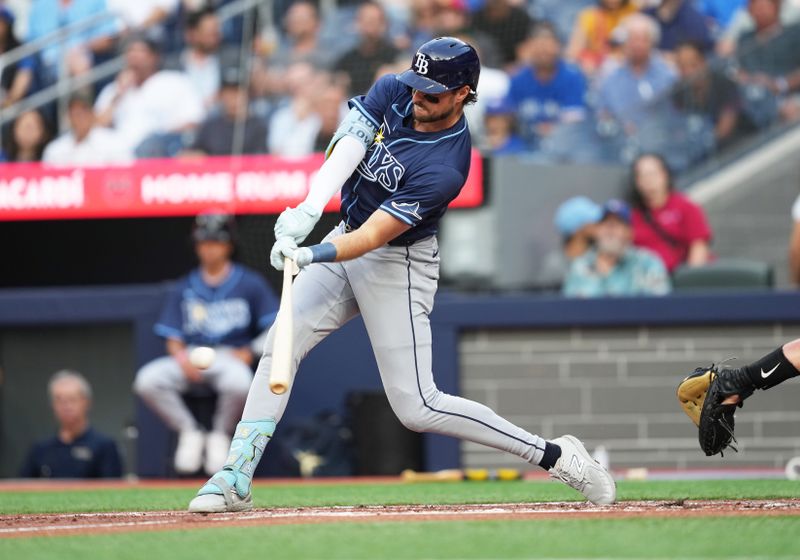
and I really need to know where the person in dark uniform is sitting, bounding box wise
[19,370,122,478]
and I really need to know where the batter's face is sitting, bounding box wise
[411,86,468,124]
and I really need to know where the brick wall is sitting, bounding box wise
[459,324,800,470]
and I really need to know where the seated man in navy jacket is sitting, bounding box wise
[20,370,122,478]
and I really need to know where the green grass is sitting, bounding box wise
[2,480,800,559]
[2,479,800,514]
[1,517,800,559]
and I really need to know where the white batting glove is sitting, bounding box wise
[293,247,313,269]
[270,237,297,271]
[274,202,321,244]
[270,238,315,271]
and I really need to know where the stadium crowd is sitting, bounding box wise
[0,0,798,171]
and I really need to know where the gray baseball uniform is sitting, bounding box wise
[242,223,546,465]
[191,40,616,513]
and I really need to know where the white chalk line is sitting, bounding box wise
[0,519,180,534]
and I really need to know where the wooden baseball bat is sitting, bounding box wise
[269,257,298,395]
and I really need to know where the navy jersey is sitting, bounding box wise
[19,428,122,478]
[343,74,472,245]
[155,264,278,347]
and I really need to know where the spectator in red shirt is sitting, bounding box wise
[629,153,713,272]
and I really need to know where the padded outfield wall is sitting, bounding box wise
[2,286,800,477]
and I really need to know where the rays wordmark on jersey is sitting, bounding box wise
[356,126,405,192]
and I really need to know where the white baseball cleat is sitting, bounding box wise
[549,435,616,505]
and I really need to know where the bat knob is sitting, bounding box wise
[270,383,288,395]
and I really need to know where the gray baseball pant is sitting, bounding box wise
[242,224,546,465]
[134,348,252,434]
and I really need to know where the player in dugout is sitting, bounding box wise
[133,212,278,477]
[187,37,616,513]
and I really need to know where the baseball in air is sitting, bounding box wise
[189,346,216,369]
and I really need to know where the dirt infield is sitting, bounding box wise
[2,500,800,539]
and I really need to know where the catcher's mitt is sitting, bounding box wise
[677,366,751,457]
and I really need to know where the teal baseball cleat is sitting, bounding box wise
[188,419,275,513]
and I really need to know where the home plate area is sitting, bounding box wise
[2,500,800,538]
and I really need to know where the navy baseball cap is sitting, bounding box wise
[601,199,632,224]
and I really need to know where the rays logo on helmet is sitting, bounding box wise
[414,53,429,75]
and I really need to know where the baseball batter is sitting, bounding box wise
[189,38,615,513]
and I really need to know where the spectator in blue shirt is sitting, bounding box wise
[596,13,677,134]
[697,0,748,32]
[505,22,588,149]
[19,370,123,478]
[644,0,714,53]
[27,0,119,82]
[563,199,670,297]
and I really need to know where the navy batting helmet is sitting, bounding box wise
[192,211,236,244]
[397,37,480,94]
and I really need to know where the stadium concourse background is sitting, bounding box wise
[2,0,800,478]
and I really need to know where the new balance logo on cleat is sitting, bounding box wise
[549,435,616,505]
[568,454,586,474]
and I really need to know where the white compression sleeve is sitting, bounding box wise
[303,135,367,214]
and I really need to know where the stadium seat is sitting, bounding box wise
[672,258,774,291]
